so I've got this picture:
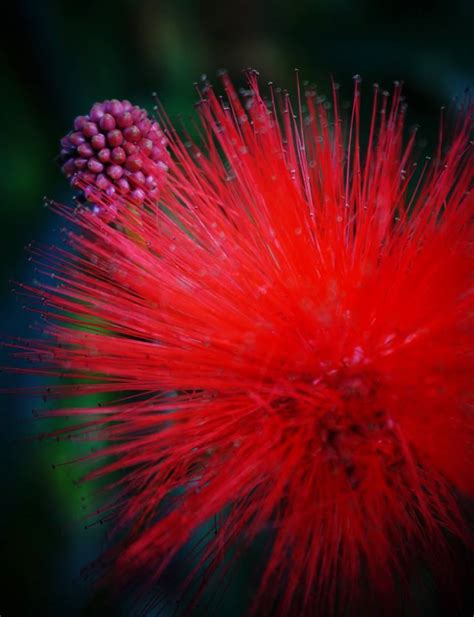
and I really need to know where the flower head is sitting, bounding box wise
[58,98,169,213]
[18,72,473,615]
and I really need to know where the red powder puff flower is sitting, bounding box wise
[14,72,473,615]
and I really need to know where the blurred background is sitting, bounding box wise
[1,0,473,615]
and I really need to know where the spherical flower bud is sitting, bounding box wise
[59,98,170,212]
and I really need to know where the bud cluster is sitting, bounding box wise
[59,99,169,204]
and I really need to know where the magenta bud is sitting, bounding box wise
[96,173,110,189]
[73,115,88,131]
[123,142,137,155]
[107,164,123,180]
[69,132,86,147]
[140,138,153,156]
[132,171,146,185]
[131,107,142,121]
[138,119,151,134]
[111,147,126,164]
[90,103,106,122]
[117,112,133,129]
[123,125,141,143]
[106,99,123,116]
[74,158,88,169]
[83,122,99,138]
[87,158,104,173]
[91,133,106,150]
[99,114,116,131]
[83,186,96,201]
[125,156,142,172]
[151,145,165,161]
[148,128,161,141]
[77,143,94,158]
[98,148,111,163]
[107,129,123,147]
[117,178,130,192]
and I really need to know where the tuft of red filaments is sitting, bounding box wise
[13,72,473,615]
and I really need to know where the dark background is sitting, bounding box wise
[1,1,473,615]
